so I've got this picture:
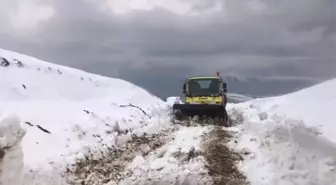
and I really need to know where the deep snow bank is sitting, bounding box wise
[0,48,168,182]
[229,78,336,185]
[249,78,336,143]
[0,114,26,185]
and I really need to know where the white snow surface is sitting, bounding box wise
[0,48,215,185]
[166,96,183,105]
[229,78,336,185]
[247,78,336,143]
[120,126,213,185]
[0,48,163,167]
[0,49,168,183]
[0,114,26,185]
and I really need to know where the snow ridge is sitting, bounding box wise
[229,78,336,185]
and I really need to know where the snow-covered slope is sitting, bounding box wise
[247,78,336,143]
[0,49,159,103]
[0,48,172,184]
[229,78,336,185]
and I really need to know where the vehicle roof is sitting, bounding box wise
[187,76,222,80]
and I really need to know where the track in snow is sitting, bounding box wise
[63,108,249,185]
[202,127,248,185]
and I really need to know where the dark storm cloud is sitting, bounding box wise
[0,0,335,96]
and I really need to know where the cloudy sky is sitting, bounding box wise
[0,0,335,98]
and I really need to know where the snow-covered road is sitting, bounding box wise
[63,114,250,185]
[1,48,336,185]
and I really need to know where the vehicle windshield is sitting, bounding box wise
[187,78,220,96]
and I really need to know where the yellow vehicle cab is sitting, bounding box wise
[172,72,228,124]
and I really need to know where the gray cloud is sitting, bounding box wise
[0,0,335,97]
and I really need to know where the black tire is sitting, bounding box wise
[218,109,228,127]
[224,109,228,123]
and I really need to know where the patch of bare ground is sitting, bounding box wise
[63,128,176,185]
[202,127,249,185]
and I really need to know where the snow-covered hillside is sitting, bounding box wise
[229,78,336,185]
[0,48,175,184]
[0,48,163,161]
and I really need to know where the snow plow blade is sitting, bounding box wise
[172,103,227,121]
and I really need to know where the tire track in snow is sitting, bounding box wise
[202,126,248,185]
[63,107,249,185]
[198,107,249,185]
[117,111,249,185]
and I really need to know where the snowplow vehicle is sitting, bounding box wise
[172,72,228,125]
